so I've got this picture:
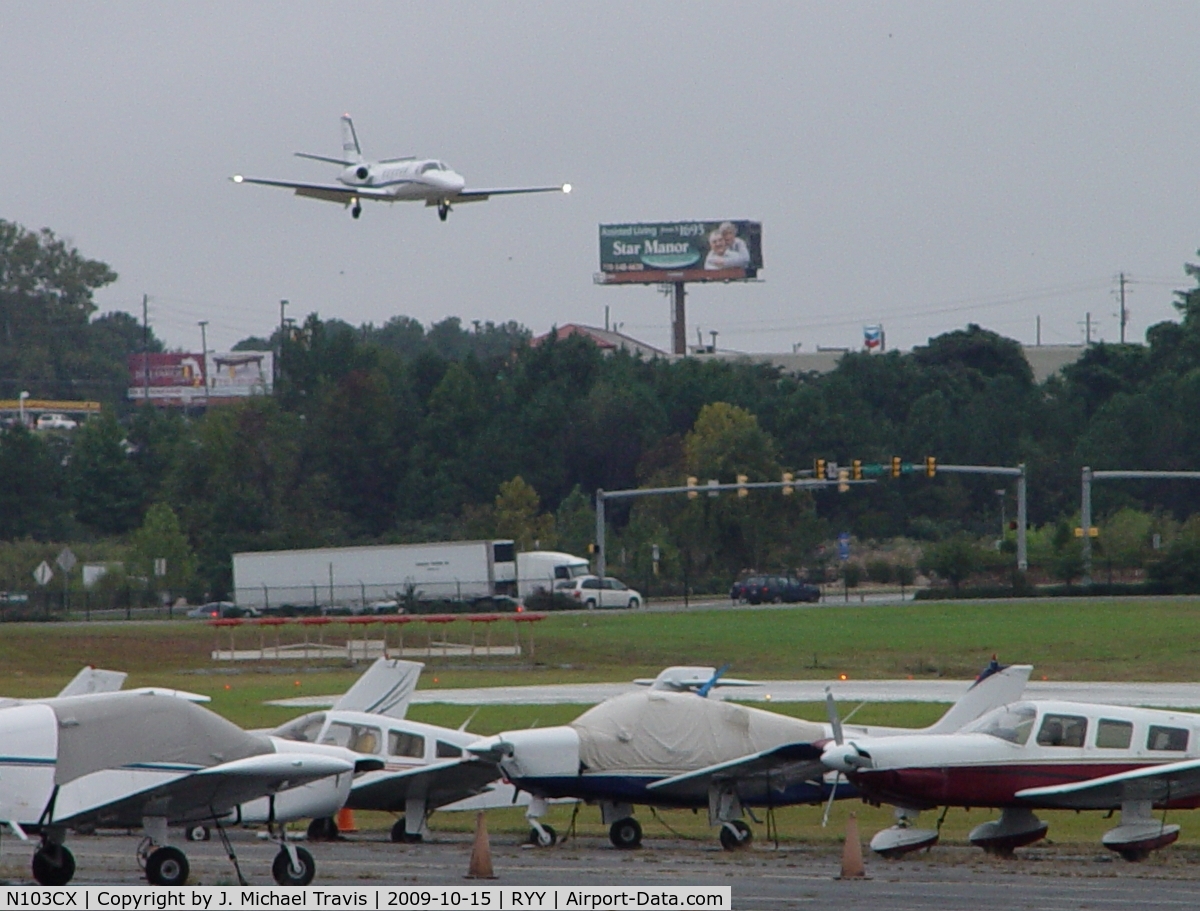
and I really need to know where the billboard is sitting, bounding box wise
[597,220,762,284]
[128,351,272,402]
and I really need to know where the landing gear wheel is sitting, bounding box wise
[390,818,423,843]
[1118,847,1152,862]
[609,817,642,849]
[438,202,450,222]
[719,819,752,851]
[352,205,362,219]
[184,825,210,842]
[307,817,339,841]
[273,847,315,886]
[32,845,75,886]
[145,846,189,886]
[527,824,557,847]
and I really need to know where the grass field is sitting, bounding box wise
[6,598,1200,849]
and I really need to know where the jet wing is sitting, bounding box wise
[232,176,394,204]
[644,742,827,800]
[51,753,355,830]
[1015,759,1200,809]
[346,758,503,813]
[447,185,570,205]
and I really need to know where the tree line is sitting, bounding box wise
[4,217,1200,599]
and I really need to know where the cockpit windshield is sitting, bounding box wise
[273,711,326,743]
[419,161,440,173]
[961,703,1037,745]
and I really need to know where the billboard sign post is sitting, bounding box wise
[596,221,762,355]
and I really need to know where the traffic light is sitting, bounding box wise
[781,472,794,495]
[814,458,826,481]
[925,456,937,478]
[686,476,699,499]
[737,474,749,497]
[851,459,863,481]
[891,456,902,478]
[837,468,849,493]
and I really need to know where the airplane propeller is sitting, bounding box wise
[822,686,843,827]
[696,664,731,698]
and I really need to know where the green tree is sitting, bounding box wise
[493,477,555,552]
[0,427,65,539]
[922,536,981,593]
[68,412,142,534]
[130,502,194,596]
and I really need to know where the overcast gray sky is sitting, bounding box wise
[4,2,1199,355]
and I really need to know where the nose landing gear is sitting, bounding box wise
[437,201,451,221]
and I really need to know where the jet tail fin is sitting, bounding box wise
[921,659,1032,734]
[341,114,364,163]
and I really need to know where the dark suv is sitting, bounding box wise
[744,574,821,604]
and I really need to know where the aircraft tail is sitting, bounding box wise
[341,114,364,163]
[333,657,423,719]
[57,666,127,697]
[921,659,1032,734]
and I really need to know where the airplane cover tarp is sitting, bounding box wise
[571,691,823,774]
[49,692,271,785]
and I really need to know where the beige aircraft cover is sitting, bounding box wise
[49,692,271,786]
[571,691,824,775]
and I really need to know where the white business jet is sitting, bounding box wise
[233,115,571,221]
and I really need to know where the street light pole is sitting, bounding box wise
[18,390,29,427]
[198,321,209,409]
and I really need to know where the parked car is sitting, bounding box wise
[35,413,77,431]
[186,601,259,619]
[744,574,821,605]
[730,574,763,602]
[555,575,642,609]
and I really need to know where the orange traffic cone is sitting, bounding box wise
[465,812,497,880]
[336,808,359,833]
[838,812,866,879]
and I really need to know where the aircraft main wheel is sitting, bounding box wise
[352,205,362,219]
[528,824,557,847]
[32,845,75,887]
[438,204,450,222]
[184,825,210,842]
[609,817,642,849]
[719,820,752,851]
[308,817,339,841]
[145,846,189,886]
[390,818,423,843]
[273,847,315,886]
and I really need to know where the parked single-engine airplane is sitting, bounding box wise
[232,115,571,221]
[822,695,1200,861]
[469,662,1031,850]
[0,665,210,708]
[262,657,540,844]
[0,691,377,887]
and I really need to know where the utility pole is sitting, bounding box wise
[1118,272,1128,344]
[278,299,288,389]
[198,320,209,410]
[141,293,150,404]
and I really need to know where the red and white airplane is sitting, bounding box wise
[233,115,570,221]
[822,695,1200,860]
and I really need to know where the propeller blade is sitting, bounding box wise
[825,686,844,746]
[697,663,731,698]
[821,772,841,827]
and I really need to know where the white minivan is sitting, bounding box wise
[555,575,642,609]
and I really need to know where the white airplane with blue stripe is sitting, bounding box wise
[233,115,571,221]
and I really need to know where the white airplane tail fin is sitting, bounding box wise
[333,657,424,719]
[341,114,364,163]
[57,666,127,697]
[922,659,1033,734]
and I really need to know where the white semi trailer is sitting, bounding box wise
[232,540,517,611]
[515,550,591,598]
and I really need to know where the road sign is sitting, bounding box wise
[33,561,53,586]
[56,547,77,573]
[837,532,851,561]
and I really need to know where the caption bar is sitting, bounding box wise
[0,888,730,911]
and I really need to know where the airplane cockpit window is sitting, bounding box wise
[1036,713,1088,747]
[962,704,1036,744]
[324,722,382,754]
[273,712,326,743]
[419,162,439,174]
[390,730,426,758]
[436,740,463,758]
[1095,719,1134,749]
[1147,725,1189,751]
